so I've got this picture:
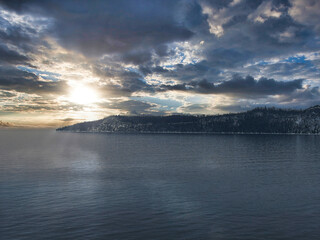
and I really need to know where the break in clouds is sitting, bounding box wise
[0,0,320,126]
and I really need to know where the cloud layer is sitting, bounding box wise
[0,0,319,126]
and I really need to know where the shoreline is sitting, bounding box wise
[56,130,320,136]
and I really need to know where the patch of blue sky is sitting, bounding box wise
[256,60,271,66]
[178,51,186,64]
[17,66,61,81]
[163,51,187,67]
[283,55,319,71]
[125,67,148,82]
[162,64,176,69]
[283,55,307,63]
[125,67,140,74]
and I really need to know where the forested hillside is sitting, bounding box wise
[57,106,320,134]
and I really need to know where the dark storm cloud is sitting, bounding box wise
[92,64,156,97]
[100,100,161,115]
[0,7,47,56]
[97,76,153,97]
[0,21,33,50]
[201,16,314,70]
[0,44,31,65]
[181,0,318,72]
[140,61,214,82]
[95,61,305,99]
[1,0,318,67]
[0,0,193,61]
[137,0,319,87]
[98,78,154,98]
[0,66,68,95]
[206,49,252,69]
[120,49,153,65]
[160,75,303,97]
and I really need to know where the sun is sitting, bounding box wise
[69,85,99,105]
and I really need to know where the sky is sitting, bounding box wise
[0,0,320,127]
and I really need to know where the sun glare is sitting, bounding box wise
[69,85,99,105]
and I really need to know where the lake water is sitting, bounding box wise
[0,129,320,239]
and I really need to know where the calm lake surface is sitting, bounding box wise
[1,129,320,240]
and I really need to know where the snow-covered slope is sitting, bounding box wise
[57,106,320,134]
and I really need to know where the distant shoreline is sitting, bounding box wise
[56,130,320,136]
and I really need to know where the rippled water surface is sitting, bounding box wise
[1,129,320,239]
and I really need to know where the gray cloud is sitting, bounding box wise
[278,85,320,106]
[99,100,164,115]
[289,0,320,33]
[0,0,193,61]
[0,66,68,95]
[92,63,156,97]
[161,75,303,97]
[1,0,318,68]
[0,24,35,52]
[96,69,306,100]
[0,44,32,65]
[140,61,215,82]
[0,0,319,119]
[2,104,56,111]
[1,102,85,112]
[213,85,320,113]
[0,90,16,98]
[120,49,153,65]
[249,61,320,82]
[95,66,306,100]
[186,0,318,72]
[97,76,154,98]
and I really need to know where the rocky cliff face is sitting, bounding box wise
[57,106,320,134]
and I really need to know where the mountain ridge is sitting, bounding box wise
[57,105,320,134]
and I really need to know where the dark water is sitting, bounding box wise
[1,130,320,240]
